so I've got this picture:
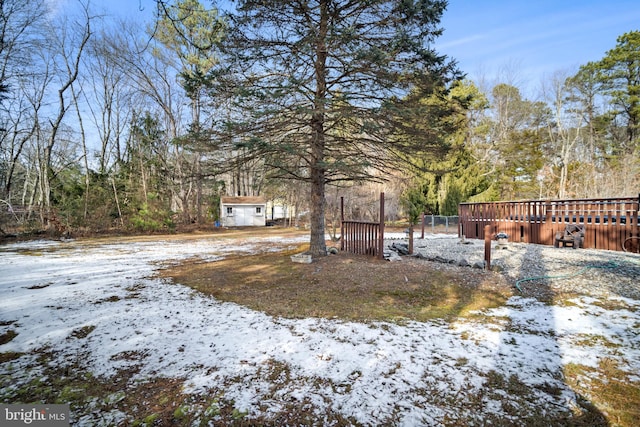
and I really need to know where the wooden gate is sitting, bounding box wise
[340,193,385,259]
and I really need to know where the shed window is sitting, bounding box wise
[255,207,262,215]
[226,207,233,216]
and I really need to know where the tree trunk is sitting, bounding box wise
[309,159,326,257]
[558,161,568,199]
[308,0,329,258]
[111,177,124,227]
[196,157,203,223]
[309,89,326,255]
[71,83,90,221]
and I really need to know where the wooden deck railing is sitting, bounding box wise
[458,196,640,253]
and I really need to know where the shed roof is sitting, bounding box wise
[220,196,266,205]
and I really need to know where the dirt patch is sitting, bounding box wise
[162,246,514,322]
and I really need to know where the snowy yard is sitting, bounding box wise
[1,232,639,425]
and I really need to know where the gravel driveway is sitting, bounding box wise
[388,234,640,300]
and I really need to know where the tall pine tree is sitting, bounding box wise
[217,0,460,257]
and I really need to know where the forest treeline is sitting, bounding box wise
[0,0,638,239]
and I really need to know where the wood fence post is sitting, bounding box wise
[378,192,385,260]
[484,224,492,270]
[409,225,414,255]
[544,200,552,245]
[340,196,344,252]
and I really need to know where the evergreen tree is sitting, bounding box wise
[594,30,640,152]
[409,80,492,214]
[217,0,461,257]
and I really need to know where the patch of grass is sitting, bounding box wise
[0,329,18,345]
[454,357,469,366]
[0,312,367,425]
[564,359,640,427]
[0,349,359,426]
[591,298,638,312]
[93,295,121,304]
[472,370,608,426]
[69,325,96,339]
[161,247,513,323]
[417,367,608,426]
[572,333,621,349]
[0,351,23,363]
[554,295,638,313]
[552,295,586,307]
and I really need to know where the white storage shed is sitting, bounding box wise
[220,196,267,227]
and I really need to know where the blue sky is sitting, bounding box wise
[437,0,640,95]
[102,0,640,96]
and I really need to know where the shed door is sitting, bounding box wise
[235,207,251,226]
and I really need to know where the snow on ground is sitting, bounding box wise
[1,234,640,425]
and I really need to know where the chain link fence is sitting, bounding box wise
[421,215,459,234]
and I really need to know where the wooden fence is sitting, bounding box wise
[341,193,385,259]
[458,196,640,253]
